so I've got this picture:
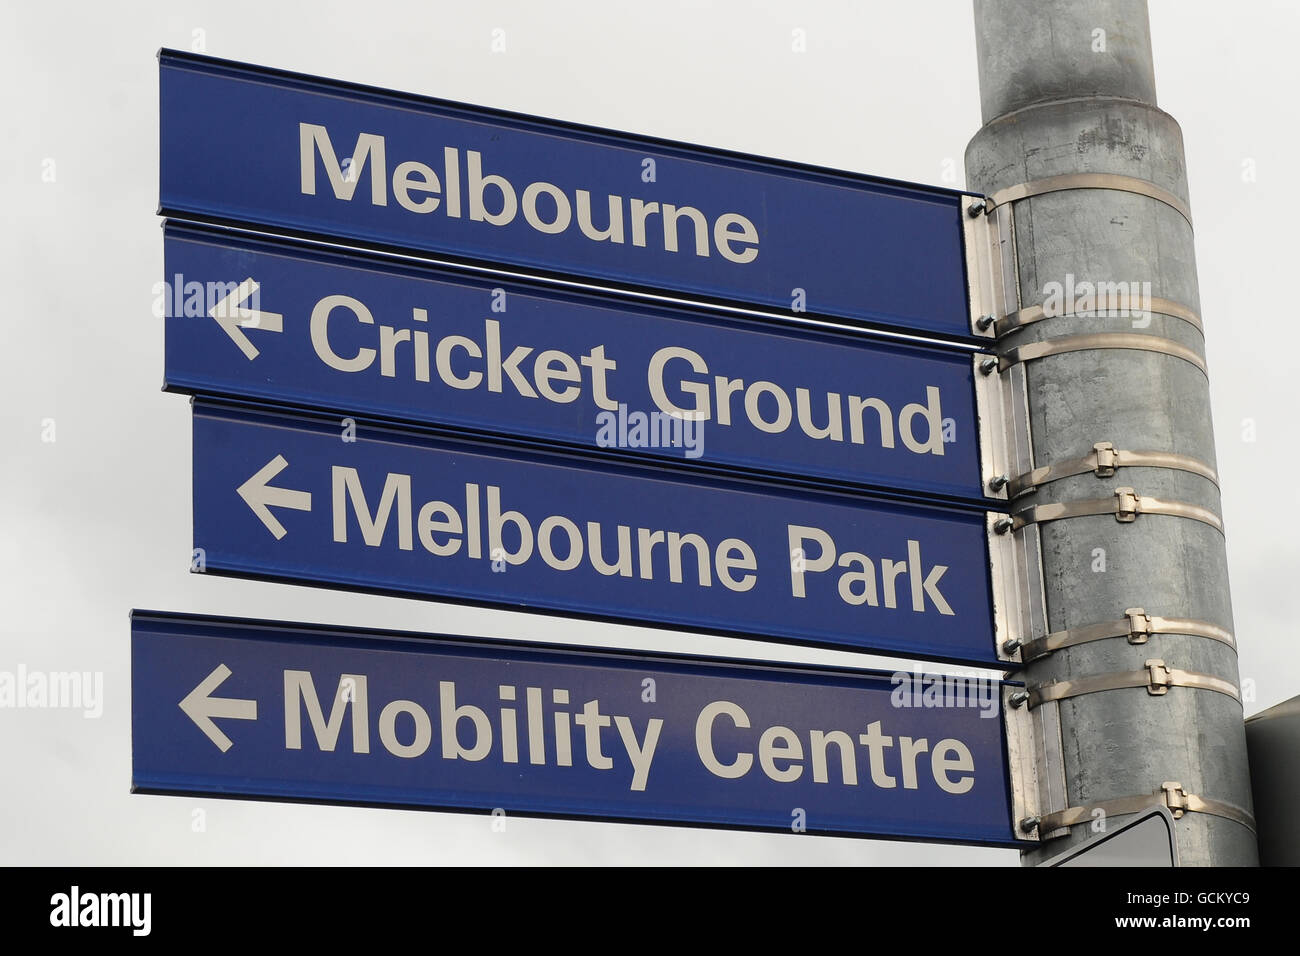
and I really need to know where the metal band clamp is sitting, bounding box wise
[987,332,1207,376]
[1024,659,1241,708]
[998,486,1224,535]
[985,172,1193,228]
[1018,608,1236,663]
[1029,782,1256,837]
[995,295,1203,337]
[1007,441,1220,498]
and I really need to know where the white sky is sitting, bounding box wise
[2,0,1296,865]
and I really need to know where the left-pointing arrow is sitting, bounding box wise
[209,278,283,360]
[179,664,257,753]
[236,454,312,540]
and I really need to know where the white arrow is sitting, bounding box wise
[209,278,283,360]
[179,664,257,753]
[236,454,312,540]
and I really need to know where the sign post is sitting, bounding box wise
[967,0,1253,865]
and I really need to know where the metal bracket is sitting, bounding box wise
[1002,684,1042,843]
[1017,608,1236,663]
[1023,660,1242,709]
[963,194,1017,501]
[999,486,1224,535]
[974,356,1012,502]
[969,185,1069,844]
[987,513,1023,665]
[1029,782,1256,838]
[984,172,1194,229]
[1007,442,1220,498]
[962,194,1006,340]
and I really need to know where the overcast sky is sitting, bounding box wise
[3,0,1297,865]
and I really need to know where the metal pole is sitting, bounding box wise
[966,0,1258,865]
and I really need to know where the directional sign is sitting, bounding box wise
[159,50,978,339]
[191,399,1002,666]
[132,610,1021,846]
[164,222,992,503]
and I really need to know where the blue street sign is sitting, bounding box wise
[191,399,1001,666]
[131,610,1020,846]
[164,222,990,503]
[159,50,978,340]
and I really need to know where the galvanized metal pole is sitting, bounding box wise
[965,0,1258,865]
